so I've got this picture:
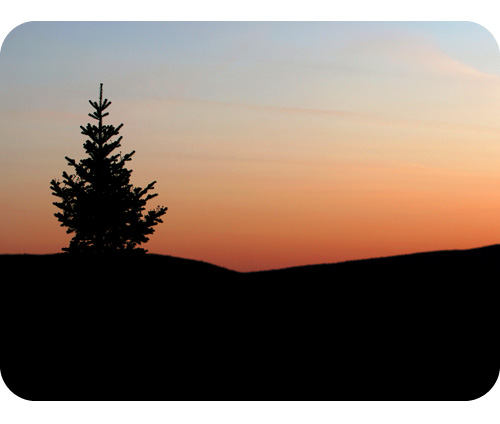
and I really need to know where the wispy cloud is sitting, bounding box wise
[129,95,500,137]
[342,31,500,83]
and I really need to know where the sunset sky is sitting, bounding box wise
[1,21,500,271]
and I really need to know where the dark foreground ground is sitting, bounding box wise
[1,245,499,400]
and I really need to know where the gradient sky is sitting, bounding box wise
[1,21,500,271]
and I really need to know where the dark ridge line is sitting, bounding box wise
[244,243,500,274]
[1,243,499,274]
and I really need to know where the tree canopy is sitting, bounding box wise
[50,84,167,254]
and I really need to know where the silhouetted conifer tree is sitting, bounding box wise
[50,83,167,254]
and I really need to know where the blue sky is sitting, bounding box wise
[1,21,499,107]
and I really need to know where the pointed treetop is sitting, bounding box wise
[88,83,112,121]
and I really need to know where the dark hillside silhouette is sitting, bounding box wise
[246,243,500,281]
[50,84,167,254]
[2,244,498,400]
